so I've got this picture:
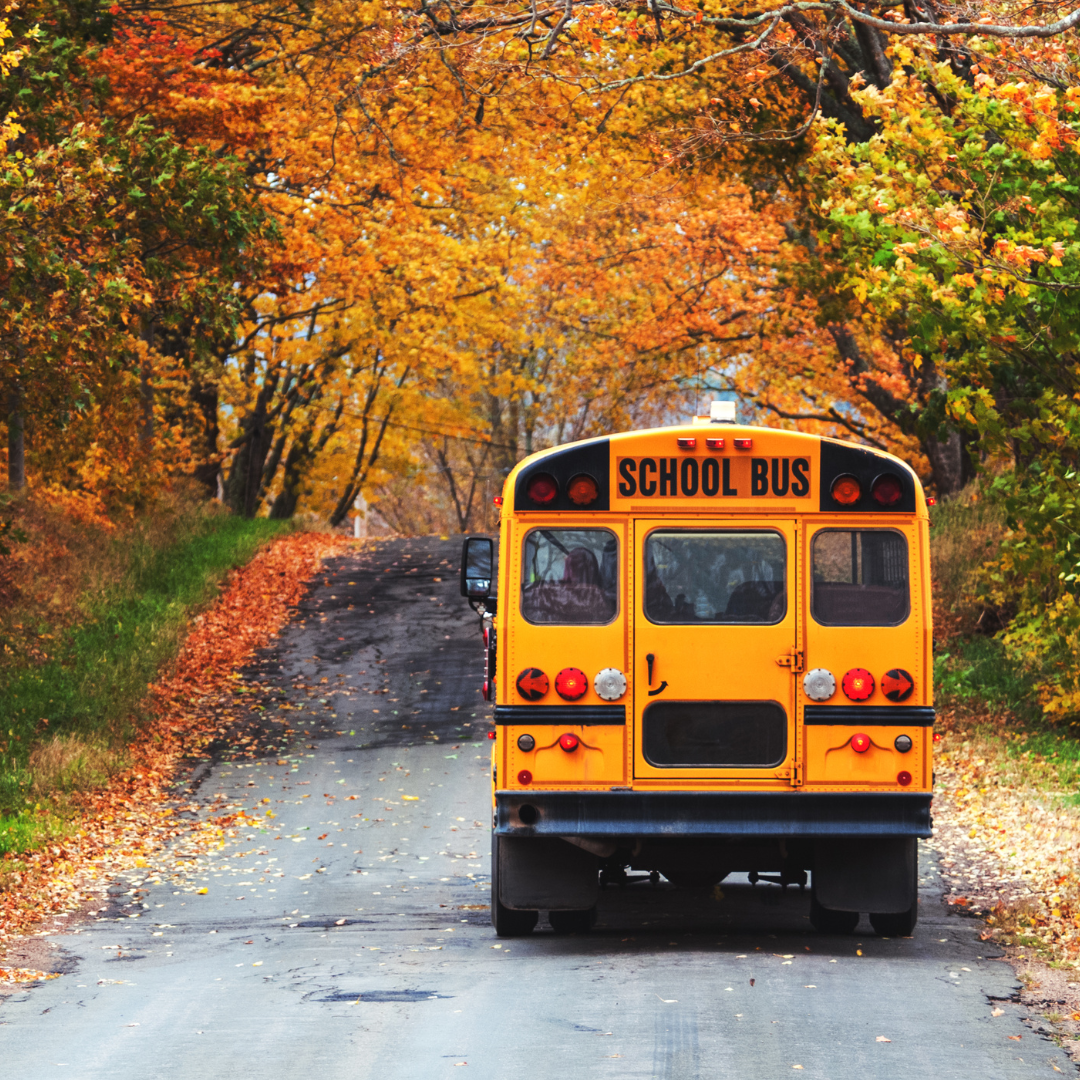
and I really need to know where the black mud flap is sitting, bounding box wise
[497,836,599,911]
[813,838,916,913]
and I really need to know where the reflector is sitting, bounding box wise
[850,732,871,753]
[516,667,549,701]
[871,473,903,507]
[517,769,533,785]
[558,733,580,752]
[897,770,912,787]
[555,667,588,701]
[567,474,599,506]
[526,472,558,504]
[831,474,862,506]
[842,667,875,701]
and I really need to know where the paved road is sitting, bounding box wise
[1,537,1073,1078]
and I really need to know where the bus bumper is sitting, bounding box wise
[494,790,932,839]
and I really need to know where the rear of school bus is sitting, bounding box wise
[469,410,933,937]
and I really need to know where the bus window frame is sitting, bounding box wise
[519,525,620,627]
[809,526,911,628]
[641,527,789,627]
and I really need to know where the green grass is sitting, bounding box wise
[0,512,289,854]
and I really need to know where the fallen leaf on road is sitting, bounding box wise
[1008,1035,1022,1041]
[876,1036,891,1042]
[992,1008,1005,1017]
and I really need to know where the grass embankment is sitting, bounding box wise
[0,492,288,855]
[929,487,1080,967]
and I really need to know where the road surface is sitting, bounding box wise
[0,537,1072,1078]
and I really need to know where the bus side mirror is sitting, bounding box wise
[461,536,494,599]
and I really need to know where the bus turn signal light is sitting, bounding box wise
[882,668,914,702]
[526,472,558,505]
[831,474,862,506]
[850,732,871,753]
[516,668,549,701]
[559,733,580,752]
[567,474,599,506]
[842,667,875,701]
[555,667,588,701]
[871,473,904,507]
[897,770,912,787]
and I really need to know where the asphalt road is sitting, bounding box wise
[1,537,1074,1078]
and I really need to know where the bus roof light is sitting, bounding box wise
[850,732,871,753]
[842,668,875,701]
[734,438,752,450]
[567,474,599,506]
[555,667,588,701]
[897,770,912,786]
[706,437,725,450]
[871,473,904,507]
[526,473,558,505]
[831,474,862,506]
[677,437,696,449]
[559,733,580,752]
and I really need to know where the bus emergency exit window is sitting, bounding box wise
[811,529,909,626]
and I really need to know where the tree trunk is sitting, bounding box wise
[921,430,966,498]
[7,382,24,492]
[139,314,155,448]
[190,380,220,498]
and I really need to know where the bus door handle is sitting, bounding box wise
[646,653,655,685]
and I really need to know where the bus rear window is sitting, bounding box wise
[521,529,618,624]
[645,531,786,624]
[811,529,909,626]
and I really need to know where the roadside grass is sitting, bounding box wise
[0,494,289,855]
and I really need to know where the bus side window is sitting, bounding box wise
[520,529,619,625]
[811,529,909,626]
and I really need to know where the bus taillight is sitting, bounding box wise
[871,473,904,507]
[842,668,875,701]
[850,732,871,753]
[555,667,588,701]
[559,733,580,752]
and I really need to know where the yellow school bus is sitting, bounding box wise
[461,404,933,937]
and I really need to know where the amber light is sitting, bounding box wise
[677,437,697,449]
[871,473,904,507]
[567,474,599,506]
[516,667,549,701]
[831,474,862,506]
[526,473,558,504]
[517,769,533,785]
[734,438,753,450]
[897,770,912,787]
[559,733,580,752]
[706,438,725,450]
[555,667,588,701]
[850,732,871,753]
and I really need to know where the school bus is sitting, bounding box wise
[461,403,933,937]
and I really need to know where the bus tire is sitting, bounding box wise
[869,905,917,937]
[491,836,538,937]
[809,891,859,934]
[549,907,597,934]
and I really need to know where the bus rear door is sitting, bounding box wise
[632,519,801,785]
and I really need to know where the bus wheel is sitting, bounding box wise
[549,907,597,934]
[809,891,859,934]
[491,836,538,938]
[869,905,917,937]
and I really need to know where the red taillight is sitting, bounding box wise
[555,667,588,701]
[933,731,942,743]
[706,437,724,450]
[677,437,696,449]
[483,627,491,649]
[927,496,937,506]
[526,473,558,505]
[516,667,549,701]
[897,770,912,786]
[850,732,871,753]
[482,678,492,701]
[882,668,914,702]
[559,733,580,752]
[733,438,752,450]
[567,474,599,506]
[842,667,875,701]
[831,474,862,506]
[871,473,903,507]
[487,731,496,740]
[517,769,533,785]
[492,495,504,507]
